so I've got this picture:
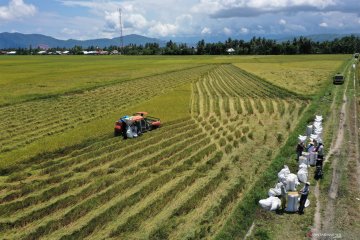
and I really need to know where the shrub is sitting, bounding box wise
[225,144,233,154]
[228,125,235,132]
[242,126,250,134]
[213,122,220,128]
[219,138,226,147]
[205,125,212,131]
[232,155,240,163]
[226,135,234,142]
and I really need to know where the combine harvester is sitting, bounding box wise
[114,112,161,138]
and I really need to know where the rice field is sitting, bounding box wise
[0,55,347,239]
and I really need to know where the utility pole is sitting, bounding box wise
[118,8,124,54]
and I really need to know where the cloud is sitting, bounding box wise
[319,22,328,27]
[5,0,357,40]
[0,0,36,21]
[240,27,249,34]
[284,24,307,32]
[192,0,342,18]
[61,27,79,35]
[148,22,177,37]
[223,27,232,35]
[201,27,211,35]
[279,19,287,25]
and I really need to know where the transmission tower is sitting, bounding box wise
[118,8,124,54]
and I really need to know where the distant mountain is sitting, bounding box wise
[0,32,166,49]
[277,33,360,43]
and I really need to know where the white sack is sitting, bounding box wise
[268,182,283,197]
[309,152,317,165]
[259,196,281,211]
[314,121,322,126]
[299,156,308,166]
[270,198,281,211]
[306,125,313,136]
[278,165,290,184]
[126,126,134,138]
[297,198,311,208]
[131,125,138,138]
[297,166,308,183]
[315,115,323,121]
[310,134,318,140]
[286,193,299,212]
[298,135,307,142]
[286,173,299,191]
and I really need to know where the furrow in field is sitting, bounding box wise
[0,118,193,192]
[107,152,226,239]
[0,128,204,216]
[23,142,215,240]
[5,135,211,238]
[37,118,194,174]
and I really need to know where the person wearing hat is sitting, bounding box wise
[298,182,310,214]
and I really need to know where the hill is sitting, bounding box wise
[0,32,166,49]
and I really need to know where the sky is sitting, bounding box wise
[0,0,360,41]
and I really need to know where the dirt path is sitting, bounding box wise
[312,63,355,238]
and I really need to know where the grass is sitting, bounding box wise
[234,54,347,96]
[0,55,208,105]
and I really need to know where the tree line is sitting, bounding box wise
[2,35,360,55]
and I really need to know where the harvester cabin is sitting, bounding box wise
[333,73,345,84]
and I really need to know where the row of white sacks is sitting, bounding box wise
[258,115,324,212]
[259,165,310,211]
[300,115,323,144]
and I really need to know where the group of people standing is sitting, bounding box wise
[296,139,325,167]
[294,138,325,214]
